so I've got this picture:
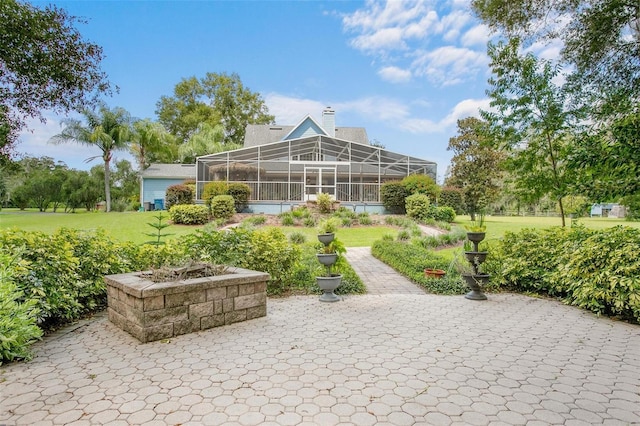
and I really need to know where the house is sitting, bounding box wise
[195,108,437,213]
[140,163,195,210]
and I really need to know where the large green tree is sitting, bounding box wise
[50,105,132,212]
[471,0,639,115]
[482,39,583,226]
[156,72,274,146]
[446,117,504,219]
[0,0,111,161]
[178,123,241,164]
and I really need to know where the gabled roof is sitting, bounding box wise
[244,121,369,147]
[281,115,328,141]
[141,163,195,179]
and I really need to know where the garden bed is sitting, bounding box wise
[105,266,269,343]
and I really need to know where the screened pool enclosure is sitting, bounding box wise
[196,135,437,205]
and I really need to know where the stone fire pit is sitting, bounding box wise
[105,266,269,343]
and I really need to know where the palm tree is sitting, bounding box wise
[50,104,132,212]
[130,119,178,171]
[178,123,241,163]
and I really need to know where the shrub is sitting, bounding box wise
[439,187,465,214]
[169,204,210,225]
[227,183,251,212]
[433,206,456,223]
[316,192,333,214]
[242,215,266,226]
[401,174,440,200]
[210,195,235,220]
[397,230,411,241]
[554,226,640,321]
[405,193,431,221]
[0,253,42,364]
[280,212,295,226]
[380,181,409,214]
[357,212,373,225]
[165,184,193,209]
[303,217,316,227]
[292,207,309,219]
[371,240,466,295]
[289,232,307,244]
[241,228,300,295]
[202,181,229,204]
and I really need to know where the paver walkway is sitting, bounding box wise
[2,250,640,426]
[344,247,425,295]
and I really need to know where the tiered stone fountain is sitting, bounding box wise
[463,232,489,300]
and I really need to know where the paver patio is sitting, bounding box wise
[1,248,639,425]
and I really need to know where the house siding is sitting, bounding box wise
[142,178,188,206]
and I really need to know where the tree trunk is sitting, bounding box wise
[104,157,111,212]
[558,197,566,227]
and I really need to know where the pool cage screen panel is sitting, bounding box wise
[196,136,436,203]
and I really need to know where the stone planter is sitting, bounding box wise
[316,274,342,303]
[317,253,338,266]
[464,251,488,265]
[105,266,269,343]
[317,233,335,245]
[462,273,489,301]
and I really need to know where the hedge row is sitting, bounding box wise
[371,240,467,295]
[0,226,364,363]
[484,226,640,322]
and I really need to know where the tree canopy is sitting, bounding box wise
[0,0,111,161]
[471,0,640,116]
[446,117,504,219]
[156,72,274,146]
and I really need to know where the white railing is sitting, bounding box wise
[218,181,379,202]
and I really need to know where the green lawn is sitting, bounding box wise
[1,209,637,247]
[0,210,202,245]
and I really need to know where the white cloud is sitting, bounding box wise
[340,0,491,87]
[378,66,412,83]
[461,24,491,47]
[264,94,327,124]
[413,46,488,86]
[264,93,490,137]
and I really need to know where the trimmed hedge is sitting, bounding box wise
[371,240,467,295]
[485,226,640,322]
[168,204,210,225]
[210,195,235,220]
[165,184,193,209]
[380,181,409,214]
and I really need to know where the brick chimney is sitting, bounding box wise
[322,107,335,137]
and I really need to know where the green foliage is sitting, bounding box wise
[371,240,467,295]
[303,216,316,227]
[180,226,253,266]
[0,253,42,364]
[242,215,266,226]
[380,181,409,214]
[316,192,333,214]
[405,193,431,221]
[227,183,251,212]
[397,230,411,241]
[156,72,274,145]
[210,195,235,220]
[439,187,465,214]
[202,181,229,204]
[401,174,440,200]
[357,212,373,225]
[165,184,193,209]
[555,227,640,321]
[280,212,295,226]
[317,217,340,234]
[433,206,456,223]
[485,225,640,322]
[288,245,366,296]
[621,194,640,221]
[144,212,173,246]
[289,231,306,244]
[168,204,210,225]
[0,0,112,155]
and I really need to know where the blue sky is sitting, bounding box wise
[21,0,498,182]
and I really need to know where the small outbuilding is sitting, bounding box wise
[140,164,196,210]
